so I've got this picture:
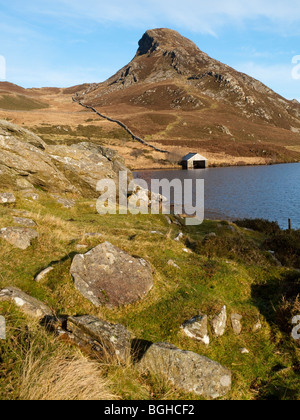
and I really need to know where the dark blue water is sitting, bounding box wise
[134,163,300,230]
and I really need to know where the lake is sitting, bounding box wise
[134,163,300,230]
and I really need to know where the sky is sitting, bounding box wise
[0,0,300,100]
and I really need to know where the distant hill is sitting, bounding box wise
[0,82,49,111]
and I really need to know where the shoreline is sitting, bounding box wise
[132,160,300,172]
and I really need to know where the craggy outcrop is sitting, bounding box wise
[0,119,132,197]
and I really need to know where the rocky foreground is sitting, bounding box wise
[0,119,131,196]
[0,120,299,400]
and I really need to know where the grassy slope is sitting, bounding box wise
[0,194,299,400]
[0,94,49,111]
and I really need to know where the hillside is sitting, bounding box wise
[75,28,300,166]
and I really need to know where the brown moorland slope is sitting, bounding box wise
[75,28,300,166]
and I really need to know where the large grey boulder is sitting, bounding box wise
[139,342,232,399]
[67,315,131,363]
[0,287,52,319]
[70,242,153,307]
[181,315,210,346]
[0,227,39,249]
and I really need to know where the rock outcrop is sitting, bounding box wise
[70,242,154,307]
[0,120,132,197]
[0,284,232,399]
[139,342,232,399]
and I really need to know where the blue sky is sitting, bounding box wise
[0,0,300,99]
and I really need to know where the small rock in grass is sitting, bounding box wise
[35,267,54,283]
[211,306,227,337]
[253,319,262,332]
[175,232,184,242]
[0,193,16,204]
[181,315,210,346]
[13,217,37,228]
[167,259,181,269]
[231,313,243,335]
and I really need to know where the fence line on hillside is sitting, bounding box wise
[73,97,169,154]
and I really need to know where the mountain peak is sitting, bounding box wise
[137,28,200,57]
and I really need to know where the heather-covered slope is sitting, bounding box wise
[76,28,300,165]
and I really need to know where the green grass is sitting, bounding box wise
[0,195,299,400]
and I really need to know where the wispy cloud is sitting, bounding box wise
[0,0,299,95]
[14,0,300,35]
[235,61,300,100]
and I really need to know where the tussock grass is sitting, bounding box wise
[20,352,116,401]
[0,307,117,401]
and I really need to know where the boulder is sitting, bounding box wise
[0,193,16,204]
[211,306,227,337]
[70,242,153,307]
[181,315,210,345]
[11,209,32,218]
[0,287,52,319]
[231,314,243,336]
[0,227,39,249]
[128,183,168,212]
[139,342,232,399]
[67,315,131,363]
[0,316,5,339]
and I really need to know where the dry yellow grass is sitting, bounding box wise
[19,347,117,401]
